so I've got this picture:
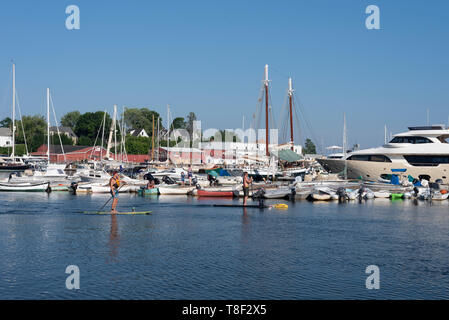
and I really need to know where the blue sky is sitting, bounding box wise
[1,0,448,152]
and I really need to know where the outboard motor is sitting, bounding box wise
[288,187,296,201]
[336,187,347,203]
[162,175,175,185]
[144,173,155,181]
[251,188,265,200]
[70,181,78,194]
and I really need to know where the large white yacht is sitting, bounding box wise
[318,125,449,183]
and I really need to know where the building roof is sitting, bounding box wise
[49,126,77,137]
[37,144,104,154]
[0,127,12,137]
[130,129,148,137]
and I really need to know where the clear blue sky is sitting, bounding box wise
[1,0,448,152]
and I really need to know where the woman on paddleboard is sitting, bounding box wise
[110,171,120,213]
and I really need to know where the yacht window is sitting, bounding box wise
[404,155,449,166]
[370,155,392,162]
[437,136,449,143]
[390,136,432,144]
[347,155,391,162]
[347,155,370,161]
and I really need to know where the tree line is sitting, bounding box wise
[0,108,199,155]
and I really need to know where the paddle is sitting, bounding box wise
[97,182,126,213]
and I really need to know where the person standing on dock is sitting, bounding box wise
[109,171,121,213]
[187,166,193,185]
[243,172,253,206]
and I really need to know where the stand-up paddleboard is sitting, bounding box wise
[211,204,269,208]
[82,211,152,215]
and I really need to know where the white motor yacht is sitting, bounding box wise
[318,125,449,183]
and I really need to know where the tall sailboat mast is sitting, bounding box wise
[263,65,270,156]
[47,88,50,163]
[288,77,294,151]
[106,105,117,160]
[11,63,16,158]
[167,104,170,162]
[151,114,155,161]
[343,113,347,180]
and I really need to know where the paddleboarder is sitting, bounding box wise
[110,171,121,213]
[243,172,253,206]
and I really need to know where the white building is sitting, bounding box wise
[200,141,302,165]
[129,129,149,138]
[0,128,12,147]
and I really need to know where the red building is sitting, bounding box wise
[32,144,151,163]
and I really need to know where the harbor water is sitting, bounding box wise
[1,192,449,299]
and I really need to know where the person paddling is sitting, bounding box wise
[243,172,253,206]
[110,171,121,213]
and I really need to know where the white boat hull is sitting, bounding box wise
[0,181,50,192]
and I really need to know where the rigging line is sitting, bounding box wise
[49,93,66,162]
[293,92,317,142]
[14,90,29,155]
[88,111,104,160]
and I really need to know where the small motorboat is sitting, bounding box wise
[263,187,293,199]
[311,187,335,201]
[431,192,449,201]
[195,189,236,197]
[158,185,195,195]
[373,190,391,198]
[0,181,50,192]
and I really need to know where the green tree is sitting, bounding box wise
[0,117,12,128]
[15,115,47,152]
[50,133,74,145]
[123,108,161,137]
[74,111,111,144]
[77,136,92,146]
[171,117,186,129]
[61,111,81,128]
[123,135,151,154]
[303,138,317,155]
[185,112,197,136]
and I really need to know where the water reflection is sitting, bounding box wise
[108,214,120,262]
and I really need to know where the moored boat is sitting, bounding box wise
[138,187,159,195]
[195,189,236,197]
[0,181,50,192]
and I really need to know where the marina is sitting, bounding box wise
[2,0,449,306]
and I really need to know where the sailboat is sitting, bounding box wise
[9,88,68,184]
[0,63,30,182]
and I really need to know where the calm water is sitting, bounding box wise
[1,192,449,299]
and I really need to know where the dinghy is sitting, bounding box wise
[374,190,391,198]
[158,186,195,195]
[138,187,159,195]
[0,181,50,192]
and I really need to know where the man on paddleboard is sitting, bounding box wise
[243,172,253,206]
[110,171,121,213]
